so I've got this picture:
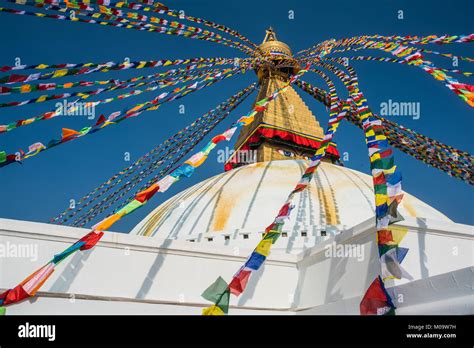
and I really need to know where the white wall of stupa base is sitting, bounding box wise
[1,216,472,315]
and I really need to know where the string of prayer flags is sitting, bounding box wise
[95,0,260,50]
[295,79,474,184]
[298,34,474,57]
[353,42,474,107]
[0,68,240,168]
[77,83,252,229]
[60,85,257,227]
[36,0,256,55]
[314,60,409,314]
[0,67,225,133]
[324,56,472,77]
[300,35,474,106]
[0,66,307,309]
[0,230,103,307]
[0,60,231,96]
[0,3,252,55]
[21,0,259,54]
[0,56,242,84]
[69,89,257,228]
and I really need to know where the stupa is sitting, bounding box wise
[1,29,472,315]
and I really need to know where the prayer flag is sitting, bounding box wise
[360,276,395,315]
[245,252,266,271]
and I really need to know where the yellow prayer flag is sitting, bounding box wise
[255,239,272,257]
[202,305,225,316]
[370,153,381,161]
[128,104,144,113]
[239,116,254,125]
[366,129,375,137]
[23,118,35,125]
[375,194,389,206]
[316,147,325,156]
[387,226,409,245]
[36,95,48,102]
[52,69,68,78]
[383,165,397,175]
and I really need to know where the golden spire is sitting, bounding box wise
[224,30,337,171]
[262,27,277,43]
[259,27,292,57]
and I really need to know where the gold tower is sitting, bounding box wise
[225,28,339,171]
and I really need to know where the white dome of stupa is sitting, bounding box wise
[130,160,451,242]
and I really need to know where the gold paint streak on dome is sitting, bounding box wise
[401,198,418,217]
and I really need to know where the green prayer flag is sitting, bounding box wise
[0,151,6,163]
[216,289,230,314]
[371,157,394,170]
[378,244,397,256]
[202,276,228,303]
[374,184,387,195]
[116,199,145,216]
[0,307,6,315]
[79,126,92,135]
[201,276,230,313]
[263,232,281,244]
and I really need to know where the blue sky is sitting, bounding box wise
[0,0,472,232]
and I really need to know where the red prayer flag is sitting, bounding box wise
[360,277,394,315]
[373,172,386,186]
[79,231,104,250]
[379,149,393,159]
[135,184,160,203]
[377,230,394,245]
[43,112,56,120]
[211,134,227,144]
[265,223,275,233]
[8,74,28,83]
[229,269,251,295]
[0,285,30,306]
[277,203,291,217]
[94,114,106,127]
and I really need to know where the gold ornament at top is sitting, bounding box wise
[258,27,293,57]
